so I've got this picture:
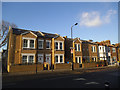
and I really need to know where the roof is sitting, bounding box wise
[12,28,58,38]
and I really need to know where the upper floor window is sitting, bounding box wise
[55,41,63,50]
[92,46,96,52]
[30,40,34,48]
[23,39,28,48]
[38,39,44,49]
[46,40,51,49]
[75,43,81,51]
[23,37,35,49]
[112,48,116,53]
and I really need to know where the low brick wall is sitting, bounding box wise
[82,63,97,68]
[74,63,82,69]
[10,64,43,73]
[54,63,71,70]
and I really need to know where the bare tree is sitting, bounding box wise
[0,20,17,48]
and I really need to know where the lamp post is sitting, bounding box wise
[71,23,78,70]
[71,23,78,39]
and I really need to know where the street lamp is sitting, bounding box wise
[70,23,78,70]
[71,23,78,39]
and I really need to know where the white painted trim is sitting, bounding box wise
[75,56,82,64]
[38,54,44,63]
[22,37,36,49]
[21,31,37,37]
[54,41,64,50]
[55,54,64,64]
[46,40,51,49]
[38,39,44,49]
[75,43,81,51]
[30,31,37,37]
[21,53,35,63]
[38,31,44,36]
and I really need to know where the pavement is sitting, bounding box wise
[2,66,120,88]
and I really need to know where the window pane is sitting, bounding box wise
[23,39,28,47]
[75,44,77,51]
[38,41,43,49]
[78,44,80,51]
[60,42,63,50]
[30,40,34,48]
[79,57,81,63]
[55,42,58,50]
[75,57,78,63]
[55,56,58,63]
[22,56,27,63]
[29,56,34,63]
[60,55,63,63]
[46,42,50,48]
[94,46,96,52]
[38,56,43,63]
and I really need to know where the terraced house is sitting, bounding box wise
[82,40,98,63]
[7,27,65,72]
[96,40,118,66]
[64,37,82,69]
[4,27,119,73]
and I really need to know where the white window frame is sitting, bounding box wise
[91,56,97,62]
[45,54,51,64]
[38,54,44,64]
[46,40,51,49]
[75,56,82,64]
[21,53,35,63]
[92,46,96,52]
[55,41,64,50]
[22,37,36,49]
[75,43,81,51]
[38,39,44,49]
[55,54,64,64]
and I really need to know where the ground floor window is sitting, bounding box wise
[45,54,51,65]
[38,54,44,64]
[112,56,117,64]
[22,54,35,64]
[83,56,90,63]
[91,57,97,62]
[75,56,81,64]
[55,54,64,64]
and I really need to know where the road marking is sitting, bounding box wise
[85,82,99,85]
[73,78,86,81]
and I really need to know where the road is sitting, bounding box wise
[2,68,120,88]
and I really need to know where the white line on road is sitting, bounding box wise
[73,78,86,81]
[85,82,99,85]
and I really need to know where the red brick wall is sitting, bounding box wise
[10,64,43,73]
